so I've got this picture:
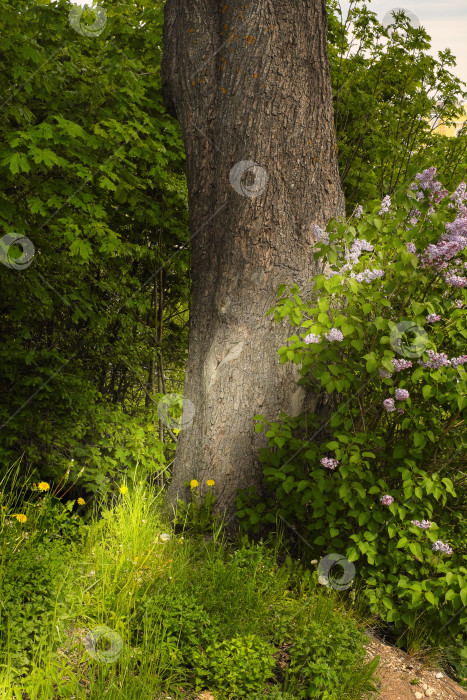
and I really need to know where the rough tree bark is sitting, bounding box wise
[161,0,345,521]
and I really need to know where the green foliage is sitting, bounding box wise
[0,0,189,493]
[174,480,220,535]
[193,634,276,699]
[1,477,378,699]
[328,1,467,210]
[0,536,77,679]
[285,617,379,700]
[238,172,467,650]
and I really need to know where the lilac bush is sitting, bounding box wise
[240,167,467,644]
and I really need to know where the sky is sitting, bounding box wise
[339,0,467,87]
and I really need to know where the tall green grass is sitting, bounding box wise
[0,469,381,699]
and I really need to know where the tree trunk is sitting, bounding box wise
[161,0,345,521]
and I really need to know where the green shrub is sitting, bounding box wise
[193,634,276,699]
[237,168,467,646]
[285,616,379,699]
[0,538,77,679]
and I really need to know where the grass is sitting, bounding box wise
[0,468,383,699]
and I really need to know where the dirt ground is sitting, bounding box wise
[364,630,467,700]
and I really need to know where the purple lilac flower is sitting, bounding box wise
[432,540,453,555]
[451,355,467,367]
[426,314,441,323]
[455,299,464,308]
[379,195,391,215]
[325,328,343,342]
[320,457,338,470]
[412,167,449,203]
[312,224,329,244]
[383,398,395,412]
[353,204,364,219]
[355,269,385,283]
[304,333,321,344]
[406,242,417,253]
[445,273,467,288]
[393,359,412,372]
[380,494,394,506]
[395,388,409,401]
[418,350,451,369]
[449,182,467,210]
[347,238,374,264]
[411,519,431,529]
[380,368,392,378]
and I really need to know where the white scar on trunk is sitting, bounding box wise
[206,340,245,391]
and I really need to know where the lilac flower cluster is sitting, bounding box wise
[379,358,412,379]
[393,359,413,372]
[411,166,449,204]
[352,269,385,283]
[379,195,391,215]
[406,242,417,253]
[304,328,344,344]
[411,519,431,529]
[395,388,409,401]
[312,224,329,245]
[418,350,467,369]
[325,328,344,342]
[426,314,441,323]
[431,540,453,555]
[347,238,374,264]
[304,333,321,344]
[383,398,395,412]
[449,181,467,211]
[380,494,394,505]
[320,457,339,470]
[417,350,451,369]
[455,299,464,308]
[445,273,467,288]
[353,204,364,219]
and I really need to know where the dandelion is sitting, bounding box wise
[13,514,27,523]
[190,479,199,489]
[38,482,50,491]
[77,497,85,505]
[119,485,128,495]
[380,495,394,506]
[207,479,215,486]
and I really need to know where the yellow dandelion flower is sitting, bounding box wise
[207,479,215,487]
[77,497,85,505]
[119,485,128,495]
[190,479,199,489]
[38,482,50,491]
[14,514,27,523]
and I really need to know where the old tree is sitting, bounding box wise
[161,0,344,519]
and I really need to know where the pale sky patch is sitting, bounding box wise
[338,0,467,87]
